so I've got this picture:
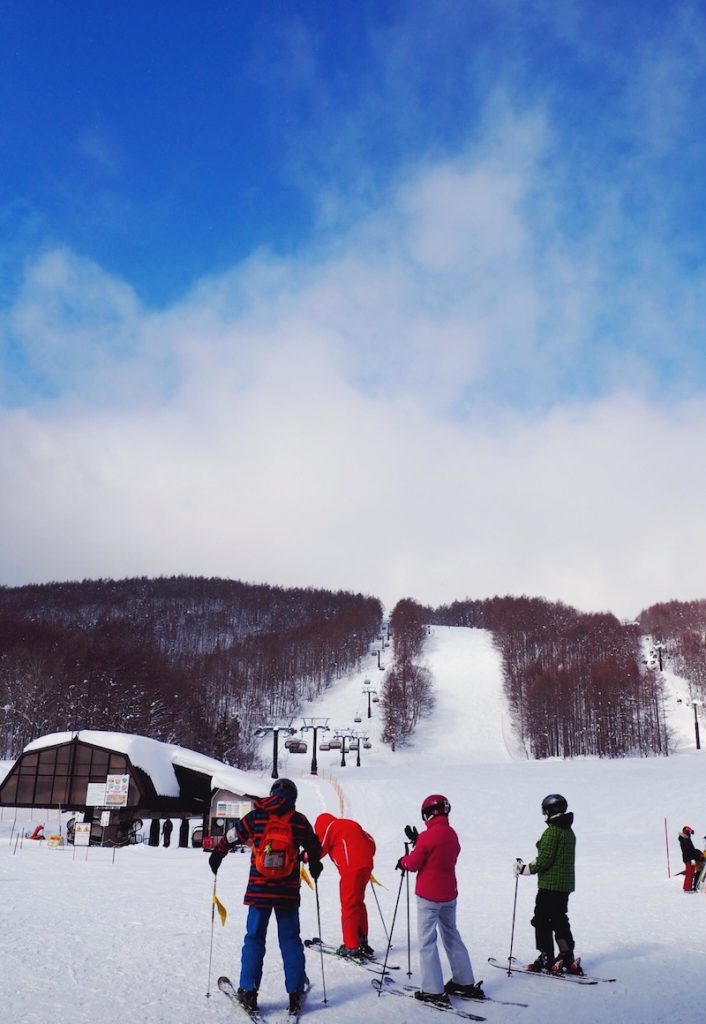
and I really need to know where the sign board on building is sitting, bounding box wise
[105,774,130,807]
[216,800,252,818]
[85,783,107,807]
[74,823,91,847]
[100,811,111,827]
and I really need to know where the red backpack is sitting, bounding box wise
[254,810,299,880]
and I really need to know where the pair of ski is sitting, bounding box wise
[373,975,529,1013]
[309,936,526,1016]
[218,976,308,1023]
[371,977,492,1020]
[303,936,401,974]
[488,956,616,985]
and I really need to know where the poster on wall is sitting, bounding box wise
[105,774,130,807]
[85,783,107,807]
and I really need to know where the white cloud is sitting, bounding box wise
[2,109,706,617]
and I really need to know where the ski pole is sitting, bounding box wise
[507,873,519,976]
[206,877,217,998]
[369,877,390,945]
[404,842,412,977]
[314,878,328,1004]
[377,865,406,995]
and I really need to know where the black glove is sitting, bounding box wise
[310,860,323,881]
[395,857,406,874]
[209,850,225,875]
[404,825,419,847]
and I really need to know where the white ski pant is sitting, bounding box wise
[416,895,475,994]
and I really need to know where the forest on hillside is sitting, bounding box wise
[408,595,706,757]
[2,576,705,766]
[0,577,382,763]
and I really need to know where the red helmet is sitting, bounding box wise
[421,794,451,821]
[683,825,695,835]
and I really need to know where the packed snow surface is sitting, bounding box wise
[3,626,705,1024]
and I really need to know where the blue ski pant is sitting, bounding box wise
[416,895,475,994]
[239,904,307,994]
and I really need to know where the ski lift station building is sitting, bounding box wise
[0,730,266,845]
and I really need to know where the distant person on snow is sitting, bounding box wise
[206,778,323,1017]
[515,792,583,975]
[314,812,376,957]
[678,825,704,892]
[162,818,173,848]
[397,794,483,1008]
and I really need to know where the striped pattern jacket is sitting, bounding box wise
[231,794,322,908]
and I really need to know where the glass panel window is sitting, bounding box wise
[0,775,18,803]
[51,777,70,806]
[17,774,36,803]
[90,752,109,775]
[22,753,38,768]
[34,776,53,804]
[69,778,88,805]
[109,754,127,772]
[38,749,57,770]
[74,745,93,771]
[55,746,71,766]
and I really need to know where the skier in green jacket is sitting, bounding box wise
[514,793,584,976]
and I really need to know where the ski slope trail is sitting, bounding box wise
[285,625,524,852]
[412,625,525,764]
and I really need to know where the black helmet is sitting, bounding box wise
[270,778,298,802]
[541,793,567,818]
[421,794,451,821]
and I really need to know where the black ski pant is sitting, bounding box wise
[531,889,574,961]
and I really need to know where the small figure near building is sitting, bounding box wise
[148,819,160,847]
[162,818,173,848]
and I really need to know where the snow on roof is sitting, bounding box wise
[24,731,268,799]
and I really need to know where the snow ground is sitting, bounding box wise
[3,625,706,1024]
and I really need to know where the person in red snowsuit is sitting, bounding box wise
[314,812,376,956]
[678,825,704,892]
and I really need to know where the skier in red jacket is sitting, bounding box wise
[314,812,376,957]
[397,794,483,1008]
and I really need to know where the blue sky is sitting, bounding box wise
[1,0,706,616]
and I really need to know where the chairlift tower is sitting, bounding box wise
[298,717,331,776]
[254,722,297,779]
[361,684,378,719]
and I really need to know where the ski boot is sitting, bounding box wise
[562,956,585,976]
[414,990,451,1007]
[236,988,258,1011]
[527,952,551,972]
[444,979,486,1000]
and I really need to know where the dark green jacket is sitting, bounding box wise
[529,811,575,892]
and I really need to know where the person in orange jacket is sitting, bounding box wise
[314,812,376,957]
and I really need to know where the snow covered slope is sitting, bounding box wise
[3,625,706,1024]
